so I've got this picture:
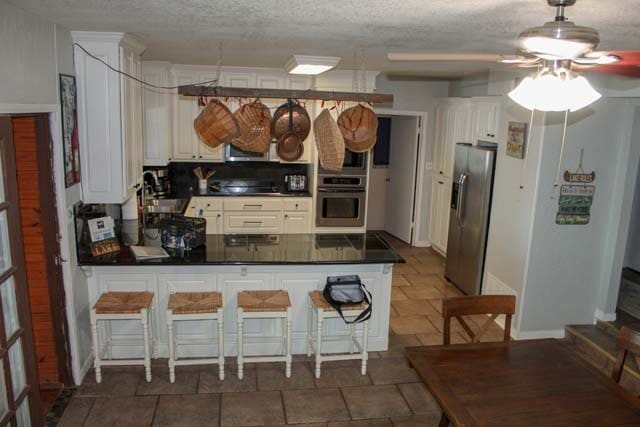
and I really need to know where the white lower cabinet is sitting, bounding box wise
[224,213,283,234]
[87,264,392,357]
[186,196,312,234]
[429,175,452,254]
[283,212,311,234]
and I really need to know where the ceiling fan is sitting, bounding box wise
[387,0,640,78]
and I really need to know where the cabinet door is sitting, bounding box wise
[283,212,311,234]
[428,177,442,248]
[121,47,138,193]
[204,212,223,234]
[257,73,284,89]
[438,177,453,253]
[473,100,501,142]
[433,106,447,175]
[442,106,458,178]
[131,54,144,185]
[172,72,199,160]
[196,71,225,162]
[142,64,172,166]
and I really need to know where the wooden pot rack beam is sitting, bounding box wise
[178,85,394,104]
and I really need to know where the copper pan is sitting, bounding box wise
[276,131,304,162]
[271,100,311,141]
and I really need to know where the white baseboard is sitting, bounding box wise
[514,329,566,340]
[412,240,432,248]
[594,309,617,322]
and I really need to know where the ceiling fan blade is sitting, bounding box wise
[574,51,640,78]
[387,52,526,63]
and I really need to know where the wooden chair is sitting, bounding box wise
[612,326,640,383]
[442,295,516,345]
[439,295,516,426]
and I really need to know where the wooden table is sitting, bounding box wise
[406,339,640,427]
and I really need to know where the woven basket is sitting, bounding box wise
[231,101,272,153]
[337,105,378,152]
[314,108,345,172]
[194,99,240,148]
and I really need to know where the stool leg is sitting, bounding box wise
[105,319,112,360]
[315,309,323,379]
[349,323,355,354]
[217,308,225,381]
[285,308,292,378]
[90,309,102,384]
[167,311,175,383]
[361,319,369,375]
[142,309,152,382]
[237,308,244,380]
[150,303,158,359]
[306,299,313,357]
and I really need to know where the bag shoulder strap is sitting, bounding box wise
[322,283,372,324]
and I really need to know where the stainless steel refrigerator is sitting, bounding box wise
[445,143,497,296]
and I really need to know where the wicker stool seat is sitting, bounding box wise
[237,290,292,379]
[167,291,224,382]
[91,291,156,383]
[168,292,223,314]
[94,291,154,314]
[309,290,367,311]
[238,290,291,312]
[307,290,370,379]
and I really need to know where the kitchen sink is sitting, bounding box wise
[145,198,188,214]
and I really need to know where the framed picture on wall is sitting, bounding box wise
[59,74,81,187]
[506,121,527,159]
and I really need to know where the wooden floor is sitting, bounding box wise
[382,233,506,345]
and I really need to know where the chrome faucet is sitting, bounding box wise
[141,170,158,227]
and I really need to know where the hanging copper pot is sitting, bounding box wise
[271,100,311,142]
[277,131,304,162]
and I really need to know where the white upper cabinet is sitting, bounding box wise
[72,31,144,204]
[142,62,173,166]
[472,98,501,143]
[434,99,474,178]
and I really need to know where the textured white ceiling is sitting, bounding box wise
[10,0,640,77]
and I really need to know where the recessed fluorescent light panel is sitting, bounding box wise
[285,55,341,75]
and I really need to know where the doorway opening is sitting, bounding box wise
[1,114,72,419]
[366,110,428,247]
[617,156,640,328]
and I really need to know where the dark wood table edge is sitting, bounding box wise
[406,339,640,427]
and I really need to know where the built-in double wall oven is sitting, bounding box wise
[316,151,367,228]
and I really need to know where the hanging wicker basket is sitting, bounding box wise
[337,105,378,152]
[193,99,240,148]
[314,108,345,172]
[231,101,272,153]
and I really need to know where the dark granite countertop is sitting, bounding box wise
[77,225,405,266]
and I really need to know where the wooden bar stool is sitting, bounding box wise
[90,291,156,383]
[237,290,292,379]
[306,290,370,379]
[167,292,224,383]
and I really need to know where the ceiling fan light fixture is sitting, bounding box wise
[508,66,601,112]
[285,55,340,75]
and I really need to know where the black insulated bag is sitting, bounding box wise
[322,275,372,324]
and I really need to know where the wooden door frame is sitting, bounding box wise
[3,113,73,387]
[0,116,42,425]
[31,115,73,387]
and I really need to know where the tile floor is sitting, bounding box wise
[56,233,505,427]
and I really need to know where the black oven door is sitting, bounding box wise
[316,188,366,227]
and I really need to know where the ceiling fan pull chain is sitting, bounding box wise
[519,108,536,190]
[554,109,570,188]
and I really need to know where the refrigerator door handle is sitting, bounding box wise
[456,173,468,226]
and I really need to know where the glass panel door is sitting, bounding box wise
[0,117,41,426]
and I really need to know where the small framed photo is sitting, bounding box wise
[59,74,81,187]
[507,121,527,159]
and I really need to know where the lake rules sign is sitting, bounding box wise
[556,185,594,225]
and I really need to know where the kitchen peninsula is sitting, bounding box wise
[78,229,404,359]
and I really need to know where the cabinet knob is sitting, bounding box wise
[199,155,203,159]
[207,203,211,207]
[439,171,443,175]
[295,203,299,208]
[217,214,221,218]
[285,214,289,218]
[192,155,196,159]
[438,181,444,185]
